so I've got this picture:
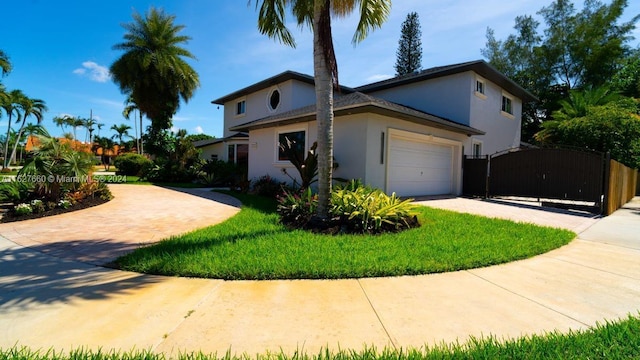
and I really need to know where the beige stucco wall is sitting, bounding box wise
[247,113,468,195]
[223,79,316,137]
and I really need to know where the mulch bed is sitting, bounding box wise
[281,214,421,235]
[0,197,111,223]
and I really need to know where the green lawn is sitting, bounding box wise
[93,174,206,188]
[114,192,576,280]
[2,314,639,359]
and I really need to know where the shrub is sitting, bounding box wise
[277,180,420,234]
[277,187,318,228]
[0,181,33,203]
[331,181,418,233]
[30,199,45,214]
[14,203,33,216]
[197,159,239,186]
[57,199,71,209]
[252,175,284,197]
[113,153,152,176]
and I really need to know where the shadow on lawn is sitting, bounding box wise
[0,244,161,310]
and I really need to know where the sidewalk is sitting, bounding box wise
[0,189,638,356]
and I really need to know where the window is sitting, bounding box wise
[501,95,513,115]
[472,142,482,158]
[228,144,235,163]
[268,88,280,111]
[235,100,246,116]
[475,80,484,94]
[278,130,305,162]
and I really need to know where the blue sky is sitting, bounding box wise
[1,0,639,140]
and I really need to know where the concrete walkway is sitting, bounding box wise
[0,186,638,356]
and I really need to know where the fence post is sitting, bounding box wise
[485,155,490,199]
[602,152,611,215]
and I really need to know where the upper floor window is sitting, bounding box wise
[474,77,487,100]
[501,95,513,115]
[235,100,246,116]
[472,142,482,158]
[268,88,281,111]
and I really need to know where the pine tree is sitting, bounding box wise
[395,12,422,76]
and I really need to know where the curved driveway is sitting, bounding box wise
[0,185,638,356]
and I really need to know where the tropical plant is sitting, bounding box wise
[254,0,391,219]
[113,153,151,176]
[84,117,98,144]
[19,127,95,201]
[395,12,422,76]
[1,89,26,168]
[110,123,132,149]
[279,138,318,190]
[251,174,284,197]
[110,7,200,147]
[8,96,47,166]
[52,115,68,132]
[123,96,143,154]
[93,135,116,170]
[0,180,33,203]
[0,49,11,77]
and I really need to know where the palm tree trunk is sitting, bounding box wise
[313,0,334,219]
[8,117,26,166]
[3,114,14,168]
[139,111,144,154]
[134,109,140,154]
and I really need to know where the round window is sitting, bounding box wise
[269,89,280,111]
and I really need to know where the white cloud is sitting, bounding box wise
[194,126,204,134]
[73,61,110,82]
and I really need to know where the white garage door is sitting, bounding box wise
[388,132,454,197]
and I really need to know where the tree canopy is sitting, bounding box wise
[395,12,422,76]
[482,0,640,142]
[110,7,200,139]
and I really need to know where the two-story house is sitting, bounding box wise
[204,60,536,197]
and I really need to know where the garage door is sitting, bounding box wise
[388,132,454,196]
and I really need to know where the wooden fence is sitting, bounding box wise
[605,159,638,215]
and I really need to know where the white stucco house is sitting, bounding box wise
[208,60,536,197]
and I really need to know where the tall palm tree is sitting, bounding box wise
[110,124,132,152]
[254,0,390,218]
[53,115,68,132]
[9,96,47,165]
[1,89,26,168]
[0,49,11,77]
[123,96,143,154]
[64,115,86,143]
[110,7,199,140]
[84,117,98,144]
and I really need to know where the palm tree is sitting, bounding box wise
[84,117,98,144]
[123,96,143,154]
[110,124,132,151]
[53,115,68,132]
[254,0,390,218]
[0,49,11,77]
[96,122,105,138]
[1,89,26,168]
[110,7,199,140]
[64,116,86,143]
[9,96,47,165]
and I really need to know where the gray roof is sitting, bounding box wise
[355,60,538,103]
[229,92,484,136]
[212,70,355,105]
[192,132,248,148]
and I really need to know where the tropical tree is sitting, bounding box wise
[123,96,143,154]
[395,12,423,76]
[110,7,199,154]
[1,89,26,168]
[0,49,11,77]
[84,117,98,144]
[254,0,391,219]
[9,96,47,165]
[110,123,132,150]
[64,116,86,143]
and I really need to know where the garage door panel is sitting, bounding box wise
[388,134,454,197]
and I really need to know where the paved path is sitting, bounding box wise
[0,187,638,356]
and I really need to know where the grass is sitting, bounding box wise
[2,314,639,359]
[115,192,576,280]
[92,174,207,188]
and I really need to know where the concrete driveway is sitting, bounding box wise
[0,185,638,356]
